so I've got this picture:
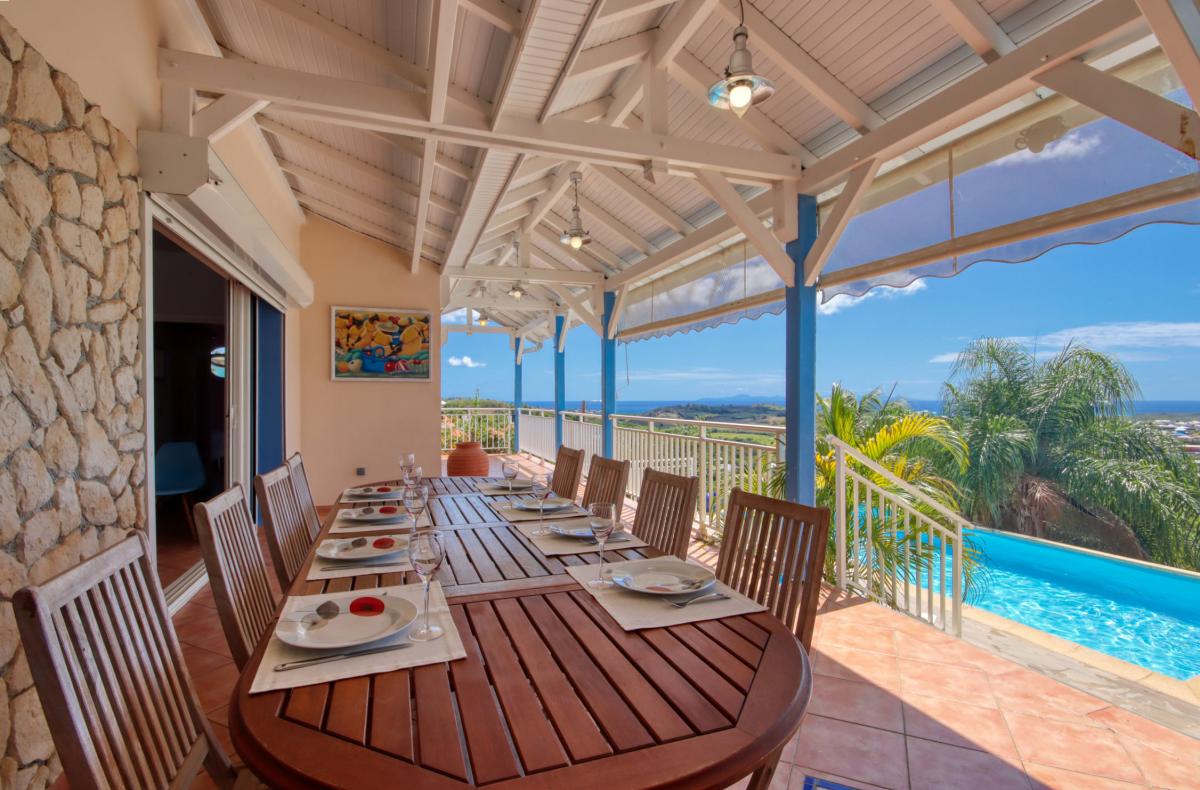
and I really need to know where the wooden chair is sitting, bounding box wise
[194,485,280,669]
[285,452,322,540]
[13,533,257,789]
[581,455,630,511]
[550,445,585,500]
[716,488,831,651]
[255,465,313,590]
[631,469,699,559]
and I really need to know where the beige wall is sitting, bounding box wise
[3,0,304,257]
[299,215,441,504]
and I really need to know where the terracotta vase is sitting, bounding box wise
[447,441,490,476]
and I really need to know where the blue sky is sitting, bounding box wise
[443,221,1200,403]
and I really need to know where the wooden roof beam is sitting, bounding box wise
[927,0,1016,62]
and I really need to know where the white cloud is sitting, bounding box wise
[443,308,467,325]
[987,130,1103,168]
[819,279,927,315]
[930,322,1200,365]
[448,355,486,368]
[928,352,959,364]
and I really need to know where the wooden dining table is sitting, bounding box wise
[229,476,813,789]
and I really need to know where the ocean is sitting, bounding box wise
[518,398,1200,416]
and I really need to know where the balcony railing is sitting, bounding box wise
[440,408,514,453]
[516,408,784,540]
[829,436,966,636]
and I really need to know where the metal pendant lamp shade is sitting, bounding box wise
[560,171,591,249]
[708,25,775,118]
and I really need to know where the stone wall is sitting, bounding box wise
[0,15,145,789]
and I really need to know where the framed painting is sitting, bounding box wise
[331,306,432,381]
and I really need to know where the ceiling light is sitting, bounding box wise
[559,171,591,249]
[508,282,526,300]
[708,3,775,118]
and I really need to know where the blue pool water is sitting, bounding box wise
[964,529,1200,680]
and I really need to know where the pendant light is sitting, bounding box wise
[507,282,527,300]
[708,0,775,118]
[559,171,591,249]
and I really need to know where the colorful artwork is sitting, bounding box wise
[332,306,431,381]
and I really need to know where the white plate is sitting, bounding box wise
[513,497,574,512]
[339,505,407,522]
[549,523,596,538]
[344,485,401,499]
[316,535,409,562]
[610,560,716,596]
[275,595,418,650]
[492,478,533,490]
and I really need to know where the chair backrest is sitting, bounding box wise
[551,446,585,500]
[155,441,206,496]
[13,534,239,790]
[631,469,698,559]
[194,485,279,669]
[581,456,630,510]
[715,488,831,650]
[286,452,322,540]
[255,465,313,590]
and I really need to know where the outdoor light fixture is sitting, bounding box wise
[559,171,591,249]
[508,282,527,300]
[708,1,775,118]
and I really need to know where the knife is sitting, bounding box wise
[274,641,412,672]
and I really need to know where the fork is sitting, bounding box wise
[668,592,730,608]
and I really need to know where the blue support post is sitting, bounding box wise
[785,195,820,505]
[512,341,522,453]
[554,314,566,449]
[601,291,616,457]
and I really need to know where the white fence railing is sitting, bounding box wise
[440,408,513,452]
[517,408,555,461]
[830,436,966,636]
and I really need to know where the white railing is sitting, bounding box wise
[829,436,966,636]
[562,412,603,475]
[440,408,514,452]
[517,408,555,461]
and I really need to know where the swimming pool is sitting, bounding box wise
[964,528,1200,681]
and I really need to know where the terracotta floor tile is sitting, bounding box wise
[194,662,241,714]
[1024,762,1150,789]
[810,644,901,691]
[182,643,234,679]
[1004,711,1145,784]
[906,736,1030,790]
[791,715,908,790]
[817,621,897,655]
[903,693,1020,759]
[807,675,904,733]
[893,629,1018,675]
[207,703,229,728]
[1086,706,1200,764]
[1115,736,1200,789]
[179,618,233,659]
[990,667,1110,723]
[898,657,997,708]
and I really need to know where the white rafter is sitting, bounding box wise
[926,0,1016,62]
[1136,0,1200,106]
[459,0,522,34]
[802,158,880,285]
[442,266,604,285]
[695,170,794,286]
[193,95,269,141]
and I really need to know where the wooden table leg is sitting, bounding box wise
[748,744,785,790]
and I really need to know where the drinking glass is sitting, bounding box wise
[409,531,445,642]
[529,473,555,536]
[501,460,519,492]
[402,463,423,488]
[587,502,616,589]
[404,483,429,529]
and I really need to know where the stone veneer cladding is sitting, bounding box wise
[0,13,145,789]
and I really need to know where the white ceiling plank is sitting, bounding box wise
[459,0,521,34]
[296,192,441,260]
[497,176,552,208]
[802,158,880,285]
[444,266,603,285]
[695,170,794,286]
[591,165,692,234]
[358,127,474,181]
[713,0,884,132]
[926,0,1016,62]
[193,94,268,141]
[577,194,654,254]
[1034,60,1200,159]
[1136,0,1200,107]
[521,166,574,233]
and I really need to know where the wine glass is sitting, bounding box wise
[409,531,445,642]
[529,473,555,536]
[501,460,519,492]
[402,463,422,488]
[587,502,616,589]
[403,483,429,529]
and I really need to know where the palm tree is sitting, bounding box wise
[943,339,1200,569]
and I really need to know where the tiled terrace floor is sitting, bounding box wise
[171,454,1200,789]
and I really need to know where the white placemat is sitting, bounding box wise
[493,501,588,523]
[474,480,535,495]
[566,558,766,631]
[306,539,413,580]
[249,583,465,694]
[512,519,649,556]
[329,512,431,533]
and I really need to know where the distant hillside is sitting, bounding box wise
[643,403,786,426]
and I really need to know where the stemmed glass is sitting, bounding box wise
[587,502,616,589]
[401,462,422,488]
[409,531,445,642]
[529,473,555,536]
[404,483,429,529]
[501,460,519,492]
